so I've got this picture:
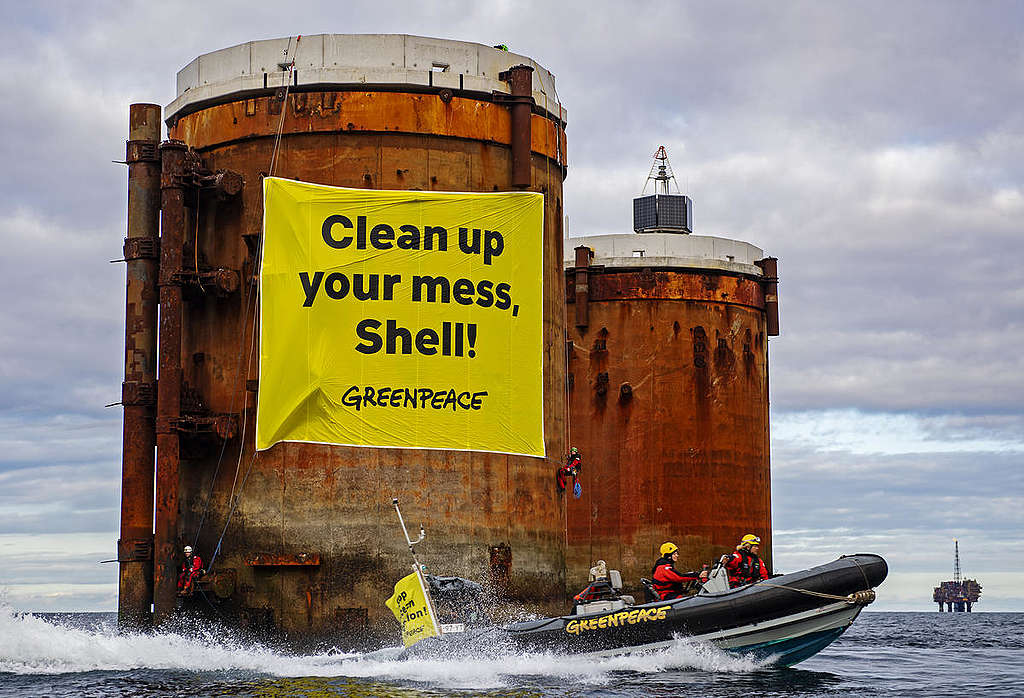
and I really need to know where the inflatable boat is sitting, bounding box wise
[413,554,887,667]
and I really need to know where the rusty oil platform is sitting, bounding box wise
[116,34,780,644]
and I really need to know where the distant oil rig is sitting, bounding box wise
[933,540,982,612]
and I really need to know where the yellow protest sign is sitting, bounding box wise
[256,178,545,456]
[384,569,440,647]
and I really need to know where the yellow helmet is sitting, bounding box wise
[660,542,678,556]
[740,534,761,547]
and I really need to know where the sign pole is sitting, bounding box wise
[392,498,441,634]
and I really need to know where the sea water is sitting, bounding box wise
[0,606,1020,696]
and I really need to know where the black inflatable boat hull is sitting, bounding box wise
[501,554,887,667]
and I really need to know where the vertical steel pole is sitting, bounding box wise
[573,246,592,328]
[757,257,780,336]
[153,140,188,624]
[504,64,534,189]
[118,103,161,629]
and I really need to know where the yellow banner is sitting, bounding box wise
[384,570,439,647]
[257,178,545,455]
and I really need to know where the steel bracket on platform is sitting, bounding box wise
[173,267,241,297]
[171,413,239,440]
[123,237,160,261]
[122,380,157,407]
[117,536,154,562]
[199,170,245,200]
[159,143,244,200]
[490,90,534,107]
[126,139,159,164]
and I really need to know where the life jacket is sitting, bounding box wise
[730,549,765,585]
[566,452,581,474]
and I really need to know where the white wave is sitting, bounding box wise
[0,604,765,688]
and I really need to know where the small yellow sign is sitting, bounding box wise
[384,570,440,647]
[257,178,545,456]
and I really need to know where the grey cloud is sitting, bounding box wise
[772,444,1024,541]
[0,211,125,417]
[0,462,120,534]
[0,552,117,587]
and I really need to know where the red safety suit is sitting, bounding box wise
[566,451,581,475]
[177,553,203,595]
[651,556,700,600]
[724,548,768,588]
[556,466,574,491]
[556,451,581,491]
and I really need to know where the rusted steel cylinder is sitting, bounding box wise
[153,140,188,624]
[563,235,776,592]
[118,103,161,629]
[503,64,535,189]
[158,35,568,642]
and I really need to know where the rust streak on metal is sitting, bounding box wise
[118,103,161,630]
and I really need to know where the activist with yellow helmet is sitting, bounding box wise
[649,541,709,601]
[722,533,769,588]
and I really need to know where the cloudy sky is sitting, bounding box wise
[1,1,1021,613]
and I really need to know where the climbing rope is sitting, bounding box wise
[206,452,258,575]
[204,313,260,574]
[192,35,302,550]
[269,35,301,177]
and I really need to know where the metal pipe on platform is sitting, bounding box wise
[573,246,593,328]
[118,103,161,629]
[153,139,188,624]
[501,64,534,189]
[756,257,780,336]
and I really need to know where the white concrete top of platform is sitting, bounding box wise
[166,34,566,123]
[564,233,765,276]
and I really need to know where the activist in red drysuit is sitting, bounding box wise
[556,447,582,492]
[723,534,769,588]
[177,545,203,596]
[651,543,705,600]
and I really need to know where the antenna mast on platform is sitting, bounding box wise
[642,146,682,195]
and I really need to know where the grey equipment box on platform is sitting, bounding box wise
[633,194,693,234]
